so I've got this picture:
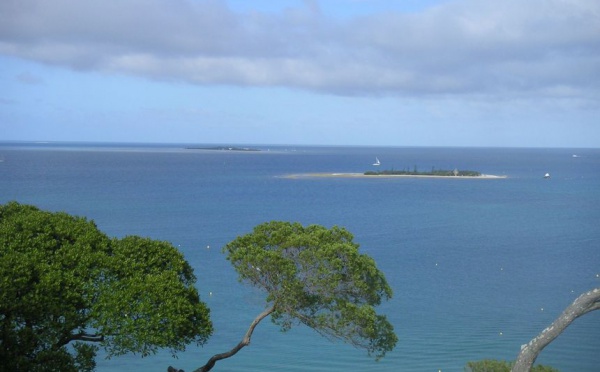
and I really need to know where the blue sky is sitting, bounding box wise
[1,0,599,147]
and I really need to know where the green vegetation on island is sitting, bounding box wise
[186,146,260,151]
[364,167,482,177]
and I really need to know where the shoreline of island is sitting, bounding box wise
[282,173,507,179]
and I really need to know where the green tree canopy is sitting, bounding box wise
[0,202,212,371]
[173,221,397,372]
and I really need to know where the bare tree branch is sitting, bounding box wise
[512,288,600,372]
[54,331,104,350]
[168,305,275,372]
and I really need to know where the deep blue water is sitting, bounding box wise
[1,143,599,372]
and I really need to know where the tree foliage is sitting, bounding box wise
[226,221,397,357]
[465,359,559,372]
[172,221,397,372]
[0,202,212,371]
[364,169,481,177]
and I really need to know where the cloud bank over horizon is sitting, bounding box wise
[2,0,599,103]
[1,0,599,147]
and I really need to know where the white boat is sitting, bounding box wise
[544,173,550,179]
[373,157,381,166]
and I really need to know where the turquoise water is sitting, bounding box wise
[1,143,599,371]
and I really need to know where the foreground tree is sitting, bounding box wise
[170,221,397,372]
[511,288,600,372]
[466,359,558,371]
[0,202,213,371]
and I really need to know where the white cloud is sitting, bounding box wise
[1,0,599,102]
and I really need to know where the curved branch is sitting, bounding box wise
[168,305,275,372]
[54,331,104,350]
[512,288,600,372]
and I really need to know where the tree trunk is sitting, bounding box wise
[511,288,600,372]
[168,305,275,372]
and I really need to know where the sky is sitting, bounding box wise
[1,0,599,147]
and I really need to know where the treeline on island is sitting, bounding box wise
[364,167,482,177]
[186,146,260,151]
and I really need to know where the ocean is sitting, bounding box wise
[1,142,599,372]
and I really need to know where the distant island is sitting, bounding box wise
[283,171,506,179]
[186,146,260,152]
[364,168,481,177]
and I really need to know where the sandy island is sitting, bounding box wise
[282,173,507,179]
